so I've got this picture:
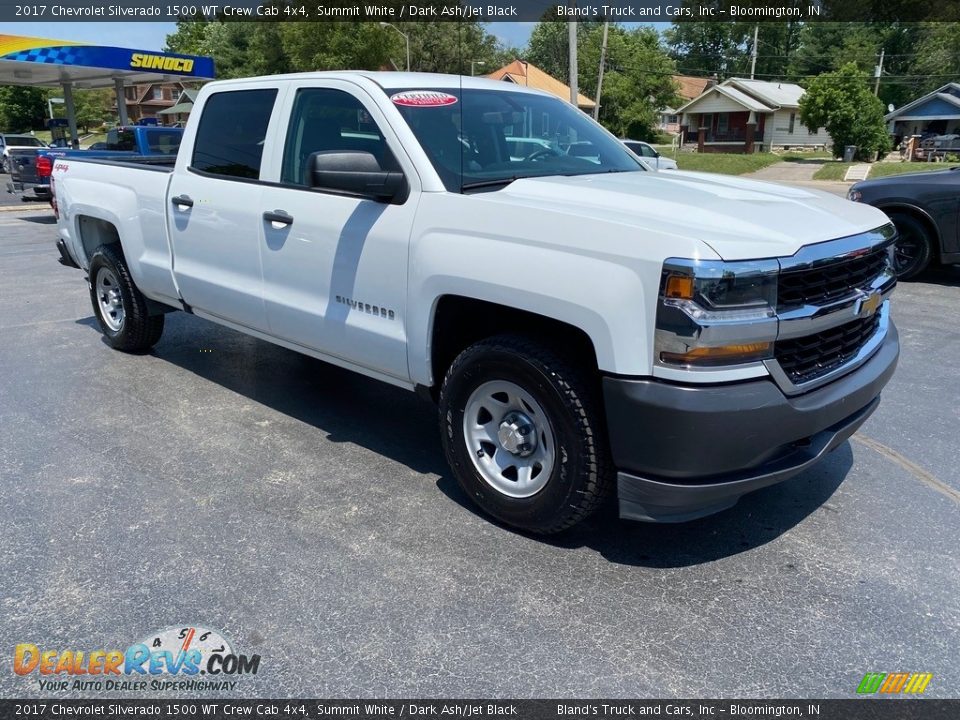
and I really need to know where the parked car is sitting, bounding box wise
[506,136,555,162]
[7,126,184,203]
[621,139,678,170]
[0,133,48,174]
[565,140,600,163]
[51,72,899,534]
[848,167,960,279]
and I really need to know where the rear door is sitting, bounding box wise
[167,86,283,332]
[256,80,418,381]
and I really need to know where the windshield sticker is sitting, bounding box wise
[390,91,458,108]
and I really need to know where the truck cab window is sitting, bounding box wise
[191,89,278,179]
[281,88,398,186]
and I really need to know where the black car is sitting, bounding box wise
[848,167,960,279]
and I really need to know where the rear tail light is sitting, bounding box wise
[36,156,53,178]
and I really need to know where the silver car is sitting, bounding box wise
[0,133,48,174]
[621,139,678,170]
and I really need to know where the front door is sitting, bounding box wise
[256,82,418,382]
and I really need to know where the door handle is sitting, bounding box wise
[263,210,294,227]
[171,195,194,209]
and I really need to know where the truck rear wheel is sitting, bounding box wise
[88,244,164,352]
[439,334,611,534]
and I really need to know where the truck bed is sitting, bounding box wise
[43,153,177,171]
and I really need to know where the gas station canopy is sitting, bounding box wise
[0,34,214,145]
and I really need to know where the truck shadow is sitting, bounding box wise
[98,310,851,568]
[438,446,852,568]
[914,264,960,287]
[548,446,851,567]
[149,312,447,478]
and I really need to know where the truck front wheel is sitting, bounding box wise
[439,335,611,534]
[88,244,164,352]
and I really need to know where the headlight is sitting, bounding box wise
[847,189,862,202]
[655,258,779,368]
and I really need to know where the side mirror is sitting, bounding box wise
[308,150,407,203]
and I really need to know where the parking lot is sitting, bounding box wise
[1,203,958,699]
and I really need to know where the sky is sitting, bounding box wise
[9,21,667,54]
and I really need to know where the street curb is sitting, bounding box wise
[0,204,50,213]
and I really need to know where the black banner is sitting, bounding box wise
[0,700,958,720]
[2,0,960,23]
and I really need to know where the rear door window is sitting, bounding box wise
[192,89,278,179]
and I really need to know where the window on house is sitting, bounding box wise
[789,112,796,134]
[152,88,162,100]
[717,114,729,133]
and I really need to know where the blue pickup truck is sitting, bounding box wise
[6,126,182,201]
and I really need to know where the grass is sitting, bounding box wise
[674,152,785,175]
[813,162,857,181]
[813,159,960,181]
[80,133,107,149]
[869,162,960,178]
[779,150,834,161]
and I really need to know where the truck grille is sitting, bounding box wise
[777,248,888,308]
[774,313,881,385]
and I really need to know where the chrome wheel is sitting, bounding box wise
[96,267,124,332]
[463,380,556,498]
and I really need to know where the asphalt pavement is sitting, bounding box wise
[0,207,958,700]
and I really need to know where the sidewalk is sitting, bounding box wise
[742,160,850,197]
[742,159,825,182]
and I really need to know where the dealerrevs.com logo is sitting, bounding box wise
[13,625,261,692]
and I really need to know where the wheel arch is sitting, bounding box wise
[424,294,604,400]
[878,202,943,257]
[75,214,123,267]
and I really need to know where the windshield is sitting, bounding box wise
[5,136,44,147]
[388,87,644,191]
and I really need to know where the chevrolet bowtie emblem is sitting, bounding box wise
[857,290,882,318]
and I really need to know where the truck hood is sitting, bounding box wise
[491,170,891,260]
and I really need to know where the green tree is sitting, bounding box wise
[528,21,677,140]
[788,23,920,110]
[0,86,47,132]
[663,21,752,79]
[909,22,960,96]
[70,90,111,132]
[798,63,892,160]
[164,19,210,55]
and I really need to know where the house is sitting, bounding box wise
[676,78,832,154]
[885,82,960,141]
[486,60,596,112]
[117,81,196,126]
[156,88,199,126]
[660,75,715,134]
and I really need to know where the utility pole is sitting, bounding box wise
[874,48,884,96]
[568,16,578,107]
[750,24,758,80]
[593,21,609,120]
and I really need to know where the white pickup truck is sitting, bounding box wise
[52,72,899,533]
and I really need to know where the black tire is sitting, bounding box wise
[888,212,934,280]
[439,334,611,534]
[88,244,164,352]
